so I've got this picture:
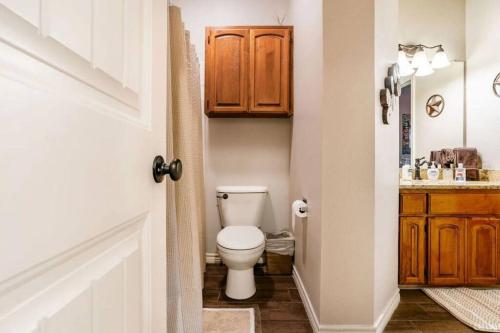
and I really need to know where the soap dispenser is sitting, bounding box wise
[427,162,439,181]
[443,163,454,181]
[455,163,466,182]
[402,164,412,181]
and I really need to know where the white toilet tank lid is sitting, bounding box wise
[216,186,268,193]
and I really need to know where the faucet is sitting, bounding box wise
[414,157,428,180]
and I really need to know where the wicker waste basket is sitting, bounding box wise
[264,231,295,275]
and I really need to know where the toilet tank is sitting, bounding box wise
[216,186,268,227]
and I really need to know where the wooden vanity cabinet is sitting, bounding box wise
[467,218,499,285]
[205,26,293,118]
[399,217,426,284]
[429,217,466,285]
[399,189,500,286]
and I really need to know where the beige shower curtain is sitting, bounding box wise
[167,6,206,333]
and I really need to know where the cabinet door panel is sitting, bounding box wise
[206,28,248,113]
[467,218,499,285]
[399,217,426,284]
[429,218,466,285]
[249,29,290,114]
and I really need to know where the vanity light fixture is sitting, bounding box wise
[398,44,450,77]
[432,46,451,69]
[398,47,414,76]
[415,60,434,77]
[411,46,429,69]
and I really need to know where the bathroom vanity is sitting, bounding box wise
[399,181,500,286]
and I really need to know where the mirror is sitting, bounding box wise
[399,61,465,166]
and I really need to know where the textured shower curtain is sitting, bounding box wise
[167,6,206,333]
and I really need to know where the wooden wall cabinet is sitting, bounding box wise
[399,189,500,286]
[205,26,293,118]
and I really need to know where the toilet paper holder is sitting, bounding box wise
[299,198,308,214]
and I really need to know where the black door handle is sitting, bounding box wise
[152,155,182,183]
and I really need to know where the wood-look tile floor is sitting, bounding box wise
[204,265,478,333]
[203,264,313,333]
[386,289,479,332]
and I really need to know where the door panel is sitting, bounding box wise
[0,0,167,331]
[467,218,499,285]
[399,217,427,284]
[249,28,290,114]
[206,28,248,113]
[429,218,466,285]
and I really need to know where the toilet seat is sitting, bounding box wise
[217,226,265,250]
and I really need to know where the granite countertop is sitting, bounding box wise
[399,179,500,190]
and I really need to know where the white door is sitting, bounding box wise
[0,1,169,332]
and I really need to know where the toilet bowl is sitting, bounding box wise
[217,226,265,299]
[215,186,268,300]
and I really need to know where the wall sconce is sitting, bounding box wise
[398,44,450,77]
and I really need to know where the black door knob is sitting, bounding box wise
[152,155,182,183]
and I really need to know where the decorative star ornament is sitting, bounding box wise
[426,94,445,118]
[493,73,500,97]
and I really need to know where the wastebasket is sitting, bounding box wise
[264,231,295,275]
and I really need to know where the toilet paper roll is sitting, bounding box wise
[291,200,308,232]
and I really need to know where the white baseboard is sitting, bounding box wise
[205,252,221,264]
[292,265,400,333]
[292,265,321,332]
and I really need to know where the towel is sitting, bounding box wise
[430,151,442,164]
[440,149,455,167]
[454,148,479,168]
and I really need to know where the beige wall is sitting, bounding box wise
[399,0,465,61]
[289,0,400,328]
[173,0,292,253]
[320,0,376,324]
[466,0,500,169]
[288,0,323,316]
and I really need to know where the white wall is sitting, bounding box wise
[288,0,323,318]
[399,0,465,61]
[373,0,400,322]
[466,0,500,169]
[414,62,465,160]
[172,0,292,253]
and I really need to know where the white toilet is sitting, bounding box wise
[216,186,267,299]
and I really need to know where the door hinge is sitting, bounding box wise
[207,36,210,44]
[206,100,209,110]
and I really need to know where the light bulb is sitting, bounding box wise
[398,49,414,77]
[412,46,429,69]
[398,50,411,68]
[432,47,450,69]
[415,60,434,77]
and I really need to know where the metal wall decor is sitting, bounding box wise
[426,94,445,117]
[380,63,401,124]
[493,72,500,97]
[380,88,392,124]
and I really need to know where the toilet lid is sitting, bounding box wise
[217,226,265,250]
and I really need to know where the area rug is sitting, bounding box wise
[423,288,500,332]
[203,308,255,333]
